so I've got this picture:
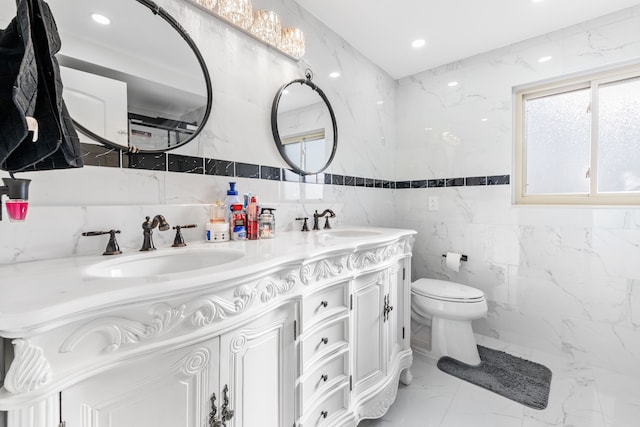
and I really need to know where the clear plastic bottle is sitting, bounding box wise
[259,208,276,239]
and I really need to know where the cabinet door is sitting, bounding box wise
[387,260,409,359]
[219,302,297,427]
[352,272,386,394]
[62,339,219,427]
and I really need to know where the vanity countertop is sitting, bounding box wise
[0,226,415,336]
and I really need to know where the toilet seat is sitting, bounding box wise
[412,278,484,303]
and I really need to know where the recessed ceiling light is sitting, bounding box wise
[377,100,384,105]
[531,0,544,3]
[538,55,553,63]
[329,71,341,78]
[91,13,110,25]
[448,81,459,87]
[411,39,426,49]
[283,89,289,95]
[424,127,433,131]
[481,118,488,122]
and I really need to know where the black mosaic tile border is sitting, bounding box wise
[81,144,121,168]
[80,143,509,190]
[168,154,204,174]
[125,152,166,170]
[205,159,234,176]
[236,162,260,179]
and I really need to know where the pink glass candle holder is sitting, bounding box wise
[5,199,29,222]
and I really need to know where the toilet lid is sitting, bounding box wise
[412,278,485,302]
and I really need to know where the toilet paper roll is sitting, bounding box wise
[445,252,462,272]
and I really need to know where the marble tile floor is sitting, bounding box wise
[359,336,640,427]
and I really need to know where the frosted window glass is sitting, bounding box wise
[598,77,640,192]
[524,89,591,194]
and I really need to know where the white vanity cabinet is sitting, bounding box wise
[350,259,412,422]
[352,271,387,395]
[298,280,351,426]
[62,337,221,427]
[61,301,297,427]
[0,228,415,427]
[219,302,297,427]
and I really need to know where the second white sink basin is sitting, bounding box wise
[319,228,383,238]
[86,247,245,278]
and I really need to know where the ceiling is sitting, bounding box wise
[294,0,640,80]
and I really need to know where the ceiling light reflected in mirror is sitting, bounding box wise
[91,13,110,25]
[411,39,426,48]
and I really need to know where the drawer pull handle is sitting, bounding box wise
[320,337,329,345]
[321,374,328,382]
[320,300,328,308]
[321,410,328,419]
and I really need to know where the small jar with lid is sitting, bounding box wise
[258,208,276,239]
[206,200,229,242]
[206,219,229,242]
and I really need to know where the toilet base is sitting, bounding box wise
[431,316,481,365]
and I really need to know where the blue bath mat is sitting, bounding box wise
[437,345,552,410]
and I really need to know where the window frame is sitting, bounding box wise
[514,63,640,205]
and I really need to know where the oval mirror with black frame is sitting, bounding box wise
[41,0,212,153]
[271,70,338,176]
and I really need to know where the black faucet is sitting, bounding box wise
[313,209,336,230]
[82,229,122,255]
[140,215,170,251]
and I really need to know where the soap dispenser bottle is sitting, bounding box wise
[224,182,242,223]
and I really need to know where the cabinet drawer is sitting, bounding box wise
[301,316,349,370]
[302,282,349,331]
[300,350,349,411]
[300,382,349,427]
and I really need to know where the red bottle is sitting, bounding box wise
[247,196,259,240]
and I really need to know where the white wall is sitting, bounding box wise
[0,0,398,264]
[396,6,640,376]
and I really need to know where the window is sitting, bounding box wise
[514,63,640,205]
[282,128,327,173]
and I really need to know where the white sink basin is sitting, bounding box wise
[86,247,245,278]
[319,228,383,238]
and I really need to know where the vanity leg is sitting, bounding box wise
[399,368,413,386]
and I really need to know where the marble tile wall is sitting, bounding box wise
[396,6,640,376]
[0,0,398,264]
[2,0,640,381]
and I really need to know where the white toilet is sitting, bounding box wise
[411,278,487,365]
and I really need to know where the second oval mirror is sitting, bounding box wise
[271,72,338,175]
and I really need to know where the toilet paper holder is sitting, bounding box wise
[441,253,468,262]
